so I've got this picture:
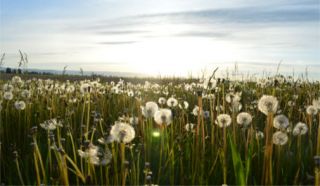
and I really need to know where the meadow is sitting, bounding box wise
[0,73,319,185]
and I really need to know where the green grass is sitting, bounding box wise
[0,74,319,185]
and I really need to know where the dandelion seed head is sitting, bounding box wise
[179,101,189,109]
[141,101,158,118]
[258,95,278,115]
[306,105,318,115]
[216,114,232,128]
[293,122,308,136]
[129,117,139,126]
[167,97,178,107]
[40,118,62,131]
[154,108,172,126]
[192,106,200,116]
[14,100,26,110]
[110,121,135,143]
[272,131,288,145]
[185,123,195,132]
[3,91,13,100]
[236,112,252,127]
[158,97,166,105]
[312,98,320,110]
[273,114,289,130]
[255,131,264,140]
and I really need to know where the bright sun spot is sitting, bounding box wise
[152,131,161,137]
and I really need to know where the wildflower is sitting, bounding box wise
[312,98,320,110]
[215,114,232,128]
[272,131,288,145]
[179,101,189,110]
[111,86,120,94]
[154,109,172,126]
[236,112,252,127]
[141,102,159,118]
[255,131,264,140]
[11,76,22,84]
[129,117,139,125]
[14,100,26,110]
[80,83,91,94]
[292,122,308,136]
[306,105,318,115]
[192,106,201,116]
[185,123,195,132]
[3,83,14,92]
[230,101,242,112]
[273,114,289,130]
[110,121,135,143]
[40,118,63,130]
[167,97,178,107]
[78,143,112,165]
[3,91,13,100]
[258,95,278,115]
[158,97,166,105]
[21,89,31,98]
[127,90,134,97]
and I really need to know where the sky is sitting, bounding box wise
[0,0,319,79]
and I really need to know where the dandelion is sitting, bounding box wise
[312,98,320,110]
[179,101,189,109]
[215,114,232,128]
[256,131,264,140]
[21,89,31,99]
[14,100,26,110]
[3,91,13,100]
[273,115,289,130]
[258,95,278,115]
[80,83,91,94]
[110,121,135,143]
[306,105,318,115]
[78,143,112,165]
[192,106,200,116]
[292,122,308,136]
[3,83,14,92]
[11,76,22,84]
[40,118,63,131]
[129,117,139,125]
[185,123,195,132]
[236,112,252,127]
[158,97,166,105]
[154,109,172,126]
[127,90,134,97]
[141,101,159,118]
[167,97,178,107]
[272,131,288,145]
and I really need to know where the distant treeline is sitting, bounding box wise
[1,67,54,75]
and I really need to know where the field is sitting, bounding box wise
[0,73,319,185]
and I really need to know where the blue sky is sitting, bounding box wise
[0,0,319,79]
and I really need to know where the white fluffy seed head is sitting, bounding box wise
[236,112,252,127]
[272,131,288,145]
[154,108,172,126]
[110,121,135,143]
[14,100,26,110]
[141,101,159,118]
[273,114,289,130]
[167,97,178,107]
[216,114,232,128]
[306,105,318,115]
[293,122,308,136]
[258,95,278,116]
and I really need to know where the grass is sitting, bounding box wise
[0,73,319,185]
